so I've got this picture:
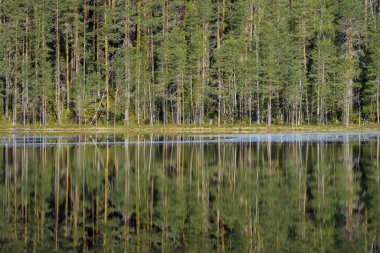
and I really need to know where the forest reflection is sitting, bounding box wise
[1,133,380,252]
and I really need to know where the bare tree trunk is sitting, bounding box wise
[34,5,40,126]
[95,5,100,125]
[23,13,29,125]
[201,21,209,125]
[74,0,79,72]
[302,20,309,125]
[377,79,379,125]
[82,1,88,124]
[22,41,26,125]
[345,19,354,128]
[104,1,109,124]
[124,0,131,125]
[65,21,70,110]
[74,0,80,124]
[5,51,10,121]
[13,21,19,126]
[149,27,154,126]
[136,0,141,125]
[267,82,272,126]
[365,0,369,49]
[56,0,62,124]
[42,11,47,126]
[254,21,260,124]
[217,0,222,126]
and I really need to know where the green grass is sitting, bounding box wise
[0,121,379,135]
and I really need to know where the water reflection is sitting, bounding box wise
[1,133,380,252]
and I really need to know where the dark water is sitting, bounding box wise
[1,132,380,252]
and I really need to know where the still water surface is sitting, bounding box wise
[1,132,380,252]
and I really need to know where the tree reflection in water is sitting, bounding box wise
[0,133,380,252]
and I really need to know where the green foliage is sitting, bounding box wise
[0,0,378,126]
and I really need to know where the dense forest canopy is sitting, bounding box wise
[0,0,379,126]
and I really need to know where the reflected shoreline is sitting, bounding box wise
[1,131,380,147]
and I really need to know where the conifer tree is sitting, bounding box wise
[367,5,380,124]
[0,0,378,126]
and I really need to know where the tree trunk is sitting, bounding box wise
[377,79,379,125]
[95,5,100,125]
[82,0,87,124]
[56,0,62,124]
[254,21,260,124]
[42,10,47,126]
[149,27,154,126]
[217,0,222,126]
[302,20,309,125]
[5,51,10,121]
[365,0,368,49]
[345,19,354,128]
[65,21,70,110]
[13,21,18,126]
[201,21,208,125]
[162,0,169,125]
[104,1,109,124]
[124,0,131,125]
[34,5,40,126]
[268,82,272,126]
[23,14,29,125]
[136,0,141,125]
[74,0,79,73]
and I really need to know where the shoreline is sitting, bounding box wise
[1,124,379,135]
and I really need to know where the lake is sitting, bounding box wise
[1,132,380,252]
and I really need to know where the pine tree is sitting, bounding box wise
[184,0,210,124]
[367,4,380,124]
[311,0,338,125]
[290,0,318,125]
[337,0,364,127]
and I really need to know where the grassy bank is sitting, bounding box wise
[0,123,379,135]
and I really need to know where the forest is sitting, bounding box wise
[0,0,380,127]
